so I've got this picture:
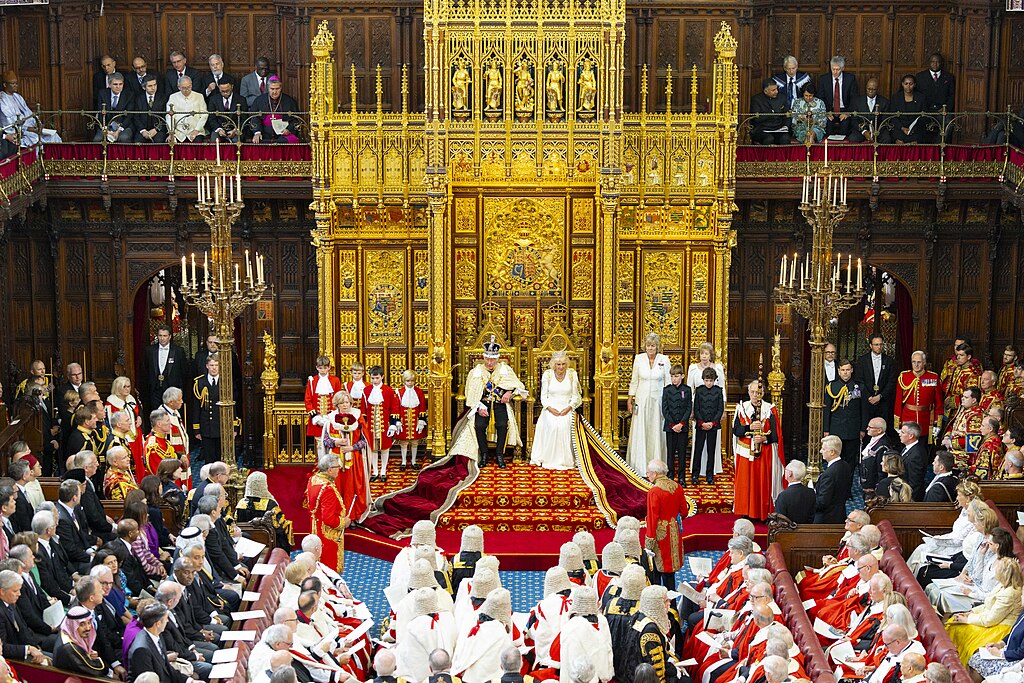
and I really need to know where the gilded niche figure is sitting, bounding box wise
[578,59,597,112]
[514,60,534,117]
[546,60,565,111]
[485,59,503,111]
[452,60,470,112]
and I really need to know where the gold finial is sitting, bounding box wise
[713,22,738,61]
[640,65,648,117]
[401,64,409,116]
[665,64,672,116]
[311,21,335,59]
[350,64,358,116]
[375,64,383,115]
[767,331,786,415]
[690,64,698,114]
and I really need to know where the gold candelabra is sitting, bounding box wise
[180,148,267,495]
[774,163,864,480]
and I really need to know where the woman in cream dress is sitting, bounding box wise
[627,333,671,473]
[530,351,583,470]
[686,342,727,477]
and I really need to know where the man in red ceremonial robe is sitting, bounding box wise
[362,365,400,482]
[322,391,370,522]
[943,343,981,414]
[732,381,785,519]
[943,385,985,469]
[306,453,350,573]
[305,356,343,447]
[144,409,177,476]
[644,459,688,591]
[940,337,981,393]
[894,350,944,439]
[997,346,1018,393]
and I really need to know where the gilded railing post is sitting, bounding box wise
[260,332,280,468]
[310,22,338,366]
[594,168,622,447]
[767,331,785,416]
[425,169,451,456]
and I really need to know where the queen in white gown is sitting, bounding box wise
[627,333,671,473]
[530,352,582,470]
[686,342,727,476]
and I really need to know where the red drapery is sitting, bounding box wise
[0,148,36,181]
[737,143,1008,166]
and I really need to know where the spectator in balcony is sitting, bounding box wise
[251,76,300,143]
[916,52,955,142]
[816,55,859,138]
[198,54,231,99]
[0,71,62,147]
[879,75,925,144]
[164,51,202,98]
[983,103,1024,147]
[791,82,826,143]
[206,77,249,143]
[848,77,889,143]
[240,57,273,108]
[134,74,168,143]
[166,76,208,143]
[126,56,161,101]
[772,55,811,106]
[93,73,134,143]
[92,55,118,108]
[750,78,791,145]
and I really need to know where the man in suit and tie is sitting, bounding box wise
[128,602,192,683]
[154,580,217,677]
[73,573,127,679]
[92,55,119,108]
[860,417,892,493]
[164,51,202,99]
[31,510,73,605]
[206,78,249,143]
[814,435,854,524]
[56,476,97,573]
[125,56,162,101]
[847,77,889,143]
[816,55,859,138]
[896,421,928,501]
[6,461,33,533]
[8,545,58,652]
[140,325,191,420]
[93,72,134,142]
[772,55,811,107]
[133,74,169,143]
[923,451,957,503]
[104,519,150,596]
[915,52,956,142]
[855,335,898,431]
[70,451,116,543]
[0,488,16,545]
[197,53,232,99]
[239,56,272,108]
[773,460,815,524]
[0,569,49,663]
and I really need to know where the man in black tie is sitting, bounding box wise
[923,451,957,503]
[140,325,191,420]
[93,72,134,142]
[0,569,49,663]
[813,435,853,524]
[126,56,161,100]
[896,421,928,501]
[71,451,117,543]
[915,52,956,143]
[133,75,169,143]
[163,51,202,100]
[773,460,816,524]
[8,461,34,534]
[206,78,249,143]
[771,55,811,107]
[105,519,150,596]
[198,53,231,98]
[847,77,889,143]
[855,335,898,430]
[32,509,73,605]
[92,55,118,108]
[0,488,16,544]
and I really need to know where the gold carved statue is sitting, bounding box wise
[546,60,565,112]
[452,61,470,112]
[514,60,534,117]
[578,59,597,112]
[485,59,503,111]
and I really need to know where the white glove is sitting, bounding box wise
[416,419,427,433]
[387,425,399,438]
[312,415,326,427]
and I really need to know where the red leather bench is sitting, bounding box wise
[877,519,903,555]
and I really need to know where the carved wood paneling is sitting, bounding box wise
[18,16,42,72]
[132,14,155,64]
[227,16,250,66]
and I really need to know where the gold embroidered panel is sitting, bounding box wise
[642,251,684,346]
[483,196,565,298]
[364,249,406,342]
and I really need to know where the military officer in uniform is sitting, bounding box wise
[942,386,984,469]
[943,343,981,414]
[464,337,529,468]
[823,358,867,468]
[144,408,177,475]
[894,350,944,442]
[190,354,240,469]
[997,346,1018,393]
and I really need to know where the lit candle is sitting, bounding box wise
[181,256,187,285]
[191,252,196,286]
[824,138,828,166]
[857,258,862,289]
[802,177,808,204]
[246,250,253,282]
[235,263,240,292]
[204,252,210,289]
[236,172,242,203]
[780,254,787,287]
[842,176,847,205]
[214,175,220,204]
[257,253,264,284]
[216,137,221,165]
[846,254,852,291]
[790,253,797,287]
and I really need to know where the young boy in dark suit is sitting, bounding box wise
[693,366,725,485]
[662,364,692,482]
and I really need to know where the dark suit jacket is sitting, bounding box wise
[16,575,53,639]
[0,600,43,653]
[128,629,189,683]
[923,473,957,503]
[140,343,191,410]
[817,72,859,113]
[772,71,812,105]
[750,91,790,134]
[854,352,898,422]
[249,92,301,139]
[661,384,692,432]
[822,378,868,439]
[57,502,95,567]
[82,480,116,542]
[11,487,33,533]
[205,92,249,137]
[900,441,928,501]
[191,374,239,441]
[95,88,134,130]
[915,69,955,112]
[92,71,116,107]
[93,598,125,667]
[849,94,889,134]
[196,71,234,97]
[206,517,239,580]
[133,92,169,134]
[125,71,164,101]
[164,67,203,100]
[36,539,73,605]
[774,482,816,524]
[163,611,199,661]
[813,459,853,523]
[172,584,204,640]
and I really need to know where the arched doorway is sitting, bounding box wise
[832,265,914,368]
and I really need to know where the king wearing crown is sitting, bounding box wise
[464,337,529,468]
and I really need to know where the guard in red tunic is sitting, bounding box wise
[941,338,982,393]
[143,409,177,476]
[972,416,1005,480]
[943,343,981,414]
[395,369,428,470]
[979,370,1005,413]
[997,346,1018,393]
[894,351,944,440]
[305,356,343,447]
[362,365,400,482]
[643,459,689,591]
[343,362,368,411]
[306,454,350,573]
[943,386,985,469]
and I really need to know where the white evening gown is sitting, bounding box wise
[626,353,671,473]
[530,369,581,470]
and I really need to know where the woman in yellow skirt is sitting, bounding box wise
[947,556,1024,664]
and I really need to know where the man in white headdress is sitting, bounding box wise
[527,566,575,667]
[389,520,449,595]
[454,567,502,637]
[550,586,614,683]
[395,588,457,683]
[452,588,514,682]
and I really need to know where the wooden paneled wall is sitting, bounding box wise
[0,0,1020,119]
